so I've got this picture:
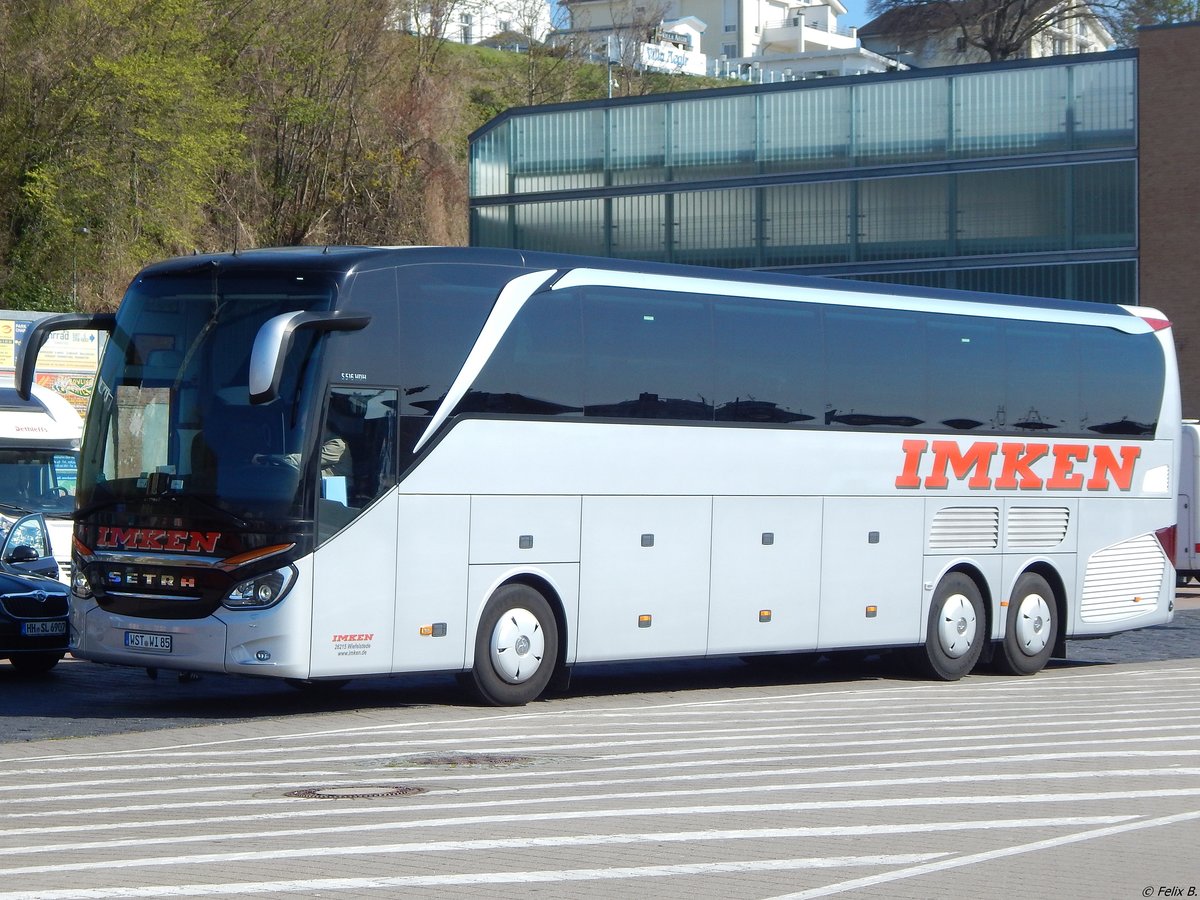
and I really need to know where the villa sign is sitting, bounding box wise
[639,42,706,75]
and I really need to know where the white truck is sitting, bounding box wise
[0,381,83,583]
[1178,421,1200,584]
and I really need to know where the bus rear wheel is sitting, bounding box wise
[470,584,558,707]
[994,572,1057,676]
[911,572,985,681]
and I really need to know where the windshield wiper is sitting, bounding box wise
[160,492,249,530]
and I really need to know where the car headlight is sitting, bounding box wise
[222,565,297,610]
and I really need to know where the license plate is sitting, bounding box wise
[21,621,66,636]
[124,631,173,653]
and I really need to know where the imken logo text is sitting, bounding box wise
[95,527,221,553]
[896,440,1141,491]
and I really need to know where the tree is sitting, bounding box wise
[864,0,1118,62]
[0,0,241,309]
[1109,0,1200,45]
[0,0,730,310]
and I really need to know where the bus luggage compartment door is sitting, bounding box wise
[817,498,924,650]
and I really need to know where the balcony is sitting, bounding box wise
[760,16,859,52]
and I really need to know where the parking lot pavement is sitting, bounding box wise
[2,649,1200,897]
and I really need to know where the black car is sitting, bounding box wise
[0,564,70,673]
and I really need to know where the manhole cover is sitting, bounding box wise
[285,785,427,800]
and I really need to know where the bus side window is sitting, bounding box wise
[317,387,398,545]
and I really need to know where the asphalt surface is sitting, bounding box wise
[3,594,1199,899]
[3,652,1199,899]
[4,594,1199,745]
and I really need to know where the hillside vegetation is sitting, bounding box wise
[0,0,726,312]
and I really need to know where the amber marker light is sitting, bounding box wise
[217,543,296,572]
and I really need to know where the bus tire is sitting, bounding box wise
[470,584,558,707]
[912,572,984,681]
[994,572,1057,676]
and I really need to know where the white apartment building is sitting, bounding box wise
[560,0,905,78]
[859,0,1114,68]
[394,0,555,45]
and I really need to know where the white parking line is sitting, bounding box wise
[767,808,1200,899]
[0,854,949,899]
[0,817,1133,879]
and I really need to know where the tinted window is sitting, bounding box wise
[715,298,821,424]
[580,288,714,421]
[460,292,584,416]
[1004,321,1079,435]
[396,265,518,417]
[396,264,526,459]
[445,274,1165,441]
[317,386,398,545]
[927,316,1005,431]
[824,307,926,428]
[1081,328,1163,436]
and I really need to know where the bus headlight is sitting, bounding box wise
[222,565,297,610]
[72,569,92,599]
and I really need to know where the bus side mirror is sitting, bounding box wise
[248,311,370,404]
[17,313,116,399]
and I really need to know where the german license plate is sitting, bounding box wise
[124,631,172,653]
[21,621,66,636]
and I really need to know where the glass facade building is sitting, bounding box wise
[469,51,1138,304]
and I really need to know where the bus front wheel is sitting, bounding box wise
[994,572,1057,676]
[470,584,559,706]
[912,573,985,681]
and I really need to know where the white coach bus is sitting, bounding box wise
[0,380,83,583]
[17,247,1180,704]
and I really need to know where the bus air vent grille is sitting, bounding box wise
[1007,507,1070,549]
[929,507,999,551]
[1081,533,1165,623]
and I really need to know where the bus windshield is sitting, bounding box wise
[0,449,77,517]
[78,269,337,524]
